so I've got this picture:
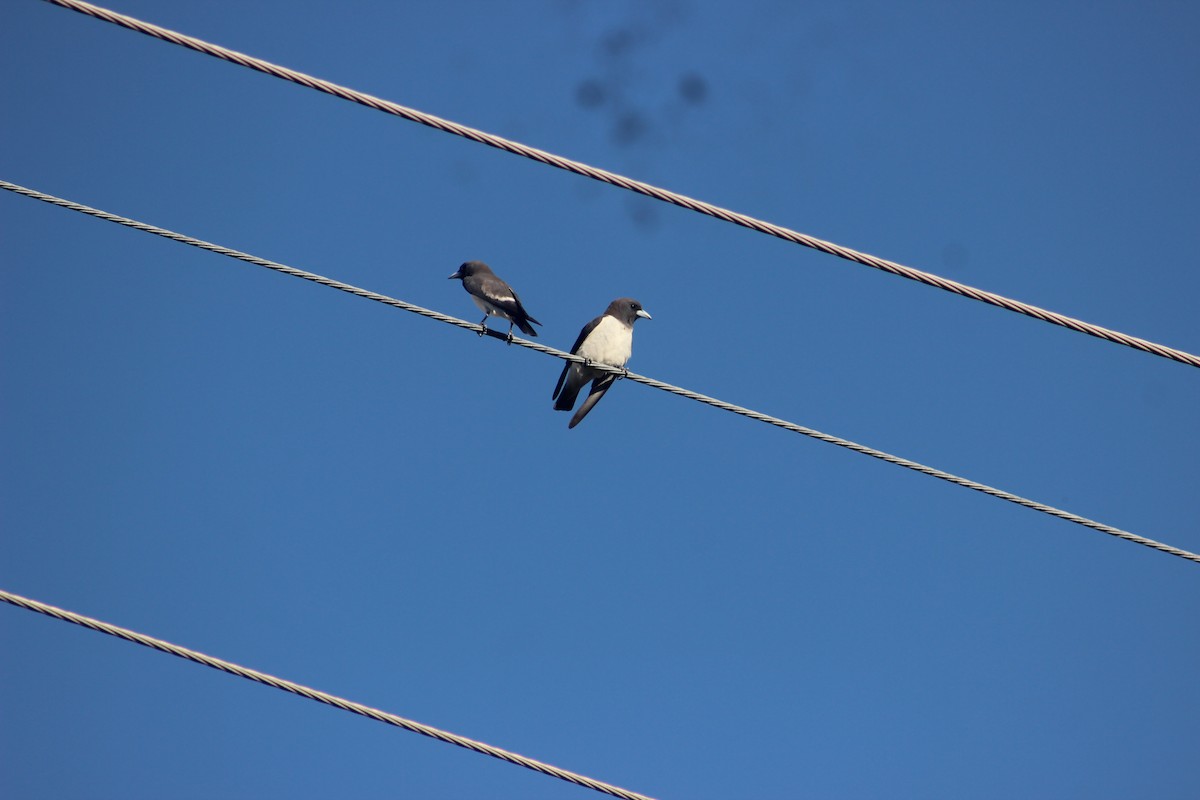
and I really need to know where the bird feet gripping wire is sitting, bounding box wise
[580,359,627,379]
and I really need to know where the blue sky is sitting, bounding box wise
[2,1,1198,797]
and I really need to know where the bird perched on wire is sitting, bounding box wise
[553,298,651,428]
[448,260,542,342]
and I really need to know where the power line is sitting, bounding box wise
[38,0,1200,371]
[4,179,1197,566]
[0,588,659,800]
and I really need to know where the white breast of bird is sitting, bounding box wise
[577,315,633,368]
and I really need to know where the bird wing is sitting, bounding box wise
[553,315,602,400]
[510,288,541,326]
[470,273,509,300]
[471,274,542,328]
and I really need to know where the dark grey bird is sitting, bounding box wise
[448,260,542,342]
[553,298,651,429]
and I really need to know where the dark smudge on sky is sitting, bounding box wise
[566,1,711,230]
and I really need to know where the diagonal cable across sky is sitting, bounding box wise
[4,178,1196,566]
[37,0,1200,371]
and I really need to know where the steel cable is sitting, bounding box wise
[34,0,1200,370]
[0,589,659,800]
[4,179,1196,565]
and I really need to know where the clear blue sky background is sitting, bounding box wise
[2,1,1198,798]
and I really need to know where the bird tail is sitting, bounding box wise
[568,376,616,428]
[515,316,539,337]
[554,382,581,411]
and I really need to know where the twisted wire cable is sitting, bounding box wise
[0,589,659,800]
[36,0,1200,370]
[4,179,1196,565]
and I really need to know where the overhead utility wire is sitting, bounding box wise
[0,589,658,800]
[5,180,1197,566]
[39,0,1200,371]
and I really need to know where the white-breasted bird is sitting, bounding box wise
[552,298,651,428]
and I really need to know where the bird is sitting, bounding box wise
[448,260,542,342]
[553,298,651,428]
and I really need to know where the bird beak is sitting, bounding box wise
[448,270,462,280]
[636,309,652,320]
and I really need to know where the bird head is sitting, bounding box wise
[607,297,652,324]
[448,261,491,280]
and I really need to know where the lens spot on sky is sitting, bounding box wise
[612,109,649,146]
[602,26,639,56]
[679,72,708,105]
[627,198,659,231]
[575,79,607,109]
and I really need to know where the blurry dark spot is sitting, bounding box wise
[627,199,659,231]
[611,110,649,146]
[602,26,638,56]
[940,242,970,271]
[575,79,606,109]
[679,72,708,105]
